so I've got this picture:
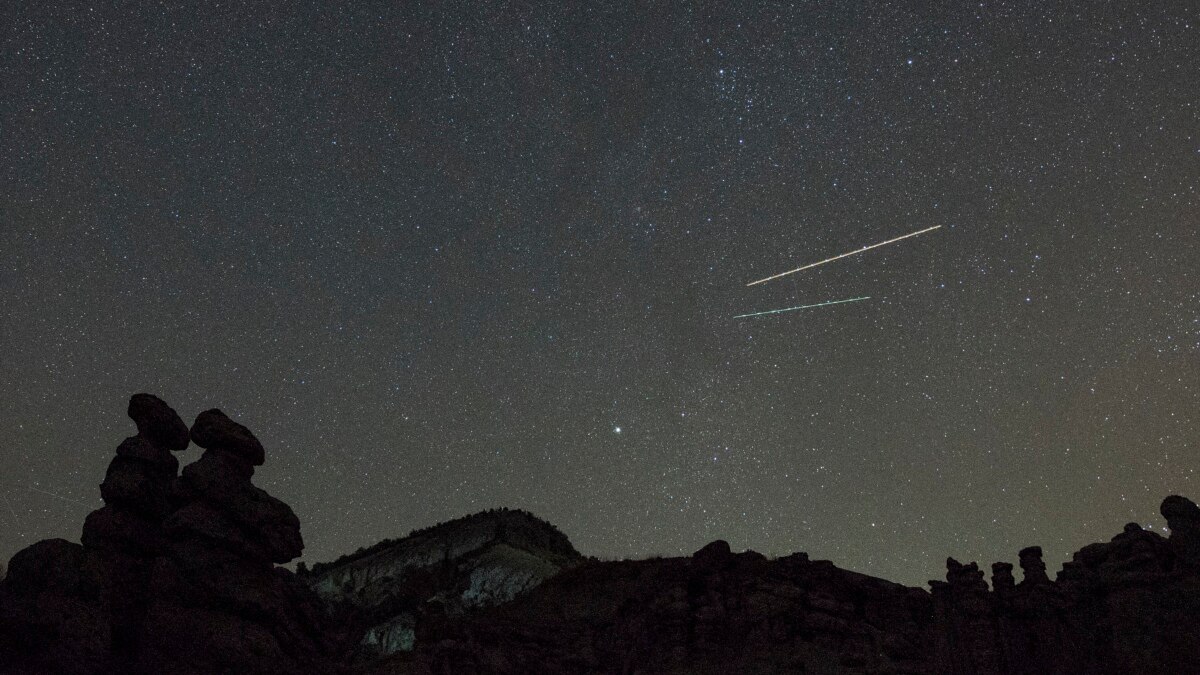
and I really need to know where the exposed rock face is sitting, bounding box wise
[0,395,350,675]
[304,508,582,659]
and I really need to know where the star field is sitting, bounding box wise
[1,1,1197,586]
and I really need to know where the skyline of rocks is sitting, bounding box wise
[1,394,1198,674]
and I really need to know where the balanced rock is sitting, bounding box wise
[1161,495,1200,562]
[128,393,190,451]
[189,408,265,466]
[137,407,334,674]
[1018,546,1050,585]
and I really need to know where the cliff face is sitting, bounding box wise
[304,508,582,658]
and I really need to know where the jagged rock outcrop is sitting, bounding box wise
[930,500,1200,675]
[391,497,1200,675]
[1161,494,1200,563]
[0,395,351,675]
[1017,546,1050,586]
[990,562,1014,595]
[304,508,582,659]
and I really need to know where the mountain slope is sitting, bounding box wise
[303,508,583,658]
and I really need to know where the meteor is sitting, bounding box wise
[733,296,871,319]
[29,485,90,507]
[746,225,942,286]
[2,493,22,537]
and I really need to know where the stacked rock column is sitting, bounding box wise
[80,394,190,665]
[137,409,331,674]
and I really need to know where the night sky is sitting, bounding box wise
[2,2,1197,587]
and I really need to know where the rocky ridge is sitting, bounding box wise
[303,508,582,658]
[395,500,1200,674]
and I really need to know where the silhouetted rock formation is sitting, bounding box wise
[3,397,1200,674]
[401,544,933,674]
[1017,546,1050,586]
[399,499,1200,674]
[303,508,582,659]
[930,517,1200,675]
[127,393,191,451]
[0,395,350,675]
[1161,494,1200,563]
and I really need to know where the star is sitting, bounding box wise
[0,0,1193,591]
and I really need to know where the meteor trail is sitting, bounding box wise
[29,485,90,507]
[746,225,942,286]
[2,493,23,537]
[733,296,871,319]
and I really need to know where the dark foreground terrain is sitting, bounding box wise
[2,395,1198,674]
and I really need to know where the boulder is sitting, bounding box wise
[0,539,109,675]
[116,436,180,474]
[4,539,88,593]
[163,501,276,565]
[189,409,265,466]
[100,456,173,519]
[128,393,190,451]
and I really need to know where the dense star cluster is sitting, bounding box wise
[1,2,1196,586]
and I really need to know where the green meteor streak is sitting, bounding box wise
[733,296,871,319]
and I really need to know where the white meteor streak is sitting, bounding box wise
[746,225,942,286]
[733,296,871,319]
[29,486,90,507]
[2,493,23,537]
